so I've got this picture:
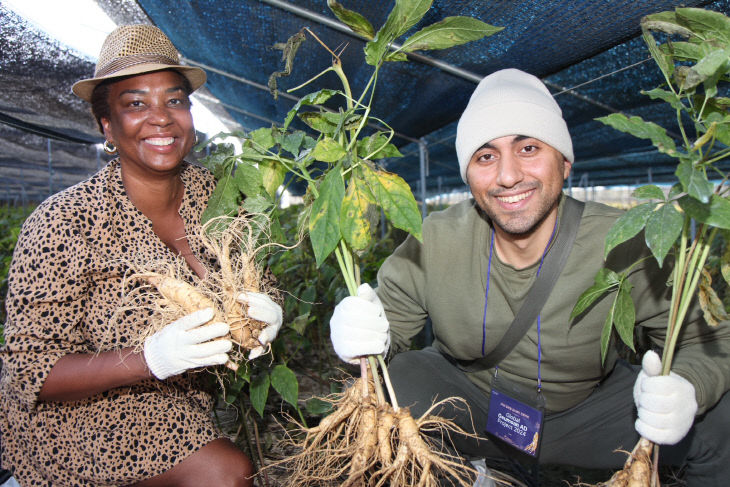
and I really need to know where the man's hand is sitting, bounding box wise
[144,308,232,380]
[633,350,697,445]
[237,291,283,359]
[330,283,390,364]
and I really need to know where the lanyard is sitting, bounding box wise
[481,217,559,392]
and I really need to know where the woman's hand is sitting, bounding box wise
[236,292,283,359]
[143,308,232,379]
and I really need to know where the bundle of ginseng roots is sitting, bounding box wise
[577,438,656,487]
[115,214,279,370]
[273,356,506,487]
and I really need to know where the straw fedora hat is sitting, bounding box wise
[72,24,206,102]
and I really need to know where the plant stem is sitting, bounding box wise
[665,220,689,364]
[251,417,271,487]
[334,243,358,296]
[360,357,369,397]
[664,227,715,373]
[377,354,399,411]
[332,62,353,112]
[286,66,335,93]
[368,355,386,406]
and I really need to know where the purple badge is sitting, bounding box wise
[485,389,543,457]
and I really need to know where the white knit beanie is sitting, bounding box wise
[455,68,574,184]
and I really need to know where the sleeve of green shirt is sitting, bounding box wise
[377,232,429,355]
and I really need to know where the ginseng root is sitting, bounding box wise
[272,373,481,487]
[115,213,279,368]
[589,437,656,487]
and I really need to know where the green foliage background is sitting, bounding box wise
[0,205,34,345]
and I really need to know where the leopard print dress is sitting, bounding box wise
[0,159,226,486]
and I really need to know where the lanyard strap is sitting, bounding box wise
[486,215,557,390]
[452,197,585,373]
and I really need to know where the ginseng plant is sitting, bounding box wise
[571,7,730,487]
[202,0,502,484]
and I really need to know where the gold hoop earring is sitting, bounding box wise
[103,140,117,155]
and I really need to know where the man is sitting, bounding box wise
[330,69,730,486]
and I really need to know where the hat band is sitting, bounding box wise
[95,54,179,78]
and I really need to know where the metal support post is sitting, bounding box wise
[47,138,54,197]
[418,138,429,219]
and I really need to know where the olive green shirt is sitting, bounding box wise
[377,196,730,414]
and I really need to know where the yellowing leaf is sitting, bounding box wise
[361,164,422,240]
[258,159,288,199]
[309,169,345,266]
[399,17,502,52]
[312,137,347,163]
[341,172,377,250]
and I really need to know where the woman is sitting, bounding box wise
[0,25,282,486]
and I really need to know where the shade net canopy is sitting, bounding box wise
[1,0,729,204]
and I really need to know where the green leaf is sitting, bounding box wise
[233,163,264,198]
[386,0,433,37]
[676,7,730,43]
[633,185,666,201]
[679,194,730,230]
[613,281,636,351]
[645,203,684,266]
[596,113,677,156]
[277,131,306,157]
[604,203,655,258]
[271,364,299,409]
[309,169,346,266]
[298,112,339,137]
[364,0,433,65]
[384,51,409,62]
[258,159,288,198]
[249,127,276,151]
[666,41,714,63]
[398,17,502,52]
[571,268,620,319]
[361,165,422,240]
[284,89,340,129]
[600,307,614,364]
[305,397,333,416]
[327,0,375,39]
[675,160,714,203]
[341,171,377,250]
[692,122,717,151]
[200,145,235,178]
[312,137,347,163]
[236,362,251,381]
[642,11,693,37]
[299,285,317,316]
[242,194,273,215]
[682,48,730,90]
[642,28,674,79]
[642,88,685,112]
[250,372,270,418]
[202,173,241,223]
[357,132,404,160]
[668,182,684,199]
[289,313,310,335]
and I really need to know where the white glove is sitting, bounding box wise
[633,350,697,445]
[143,308,232,380]
[237,291,283,359]
[330,283,390,364]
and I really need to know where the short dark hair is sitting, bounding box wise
[89,69,194,134]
